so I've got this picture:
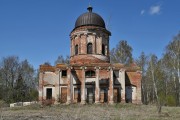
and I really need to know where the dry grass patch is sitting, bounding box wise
[0,103,180,120]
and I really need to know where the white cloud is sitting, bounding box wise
[149,5,161,15]
[140,10,145,15]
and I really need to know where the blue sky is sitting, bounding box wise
[0,0,180,69]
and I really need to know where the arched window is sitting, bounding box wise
[102,44,105,55]
[75,45,78,55]
[87,43,92,54]
[85,70,95,77]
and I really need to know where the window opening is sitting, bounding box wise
[62,70,67,77]
[87,43,92,54]
[75,45,78,55]
[85,70,95,77]
[102,44,105,55]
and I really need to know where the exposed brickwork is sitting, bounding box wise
[81,68,86,104]
[70,25,110,65]
[95,68,100,103]
[38,7,142,105]
[39,63,142,104]
[66,68,71,104]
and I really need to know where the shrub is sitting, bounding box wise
[0,100,8,108]
[166,95,176,106]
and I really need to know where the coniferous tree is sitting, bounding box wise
[14,74,26,102]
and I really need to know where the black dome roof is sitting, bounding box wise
[75,6,105,28]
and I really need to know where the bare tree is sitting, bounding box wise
[0,56,38,103]
[54,55,70,65]
[19,59,35,88]
[43,61,51,66]
[148,55,162,113]
[110,40,133,65]
[163,32,180,105]
[136,52,148,104]
[1,56,19,102]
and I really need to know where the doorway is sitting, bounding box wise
[46,88,52,100]
[100,88,108,103]
[74,88,81,103]
[113,88,120,103]
[125,86,132,103]
[61,87,67,103]
[87,87,95,103]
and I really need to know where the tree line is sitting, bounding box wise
[111,32,180,107]
[0,56,38,103]
[0,54,70,104]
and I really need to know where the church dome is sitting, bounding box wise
[75,6,105,28]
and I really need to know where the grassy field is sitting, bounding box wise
[0,103,180,120]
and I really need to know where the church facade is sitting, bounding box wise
[39,6,142,104]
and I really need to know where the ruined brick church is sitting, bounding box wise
[39,6,142,104]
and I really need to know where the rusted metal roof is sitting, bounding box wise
[40,65,55,72]
[126,72,142,86]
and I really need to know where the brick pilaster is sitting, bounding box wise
[81,67,86,104]
[95,67,100,103]
[108,68,114,104]
[66,68,71,104]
